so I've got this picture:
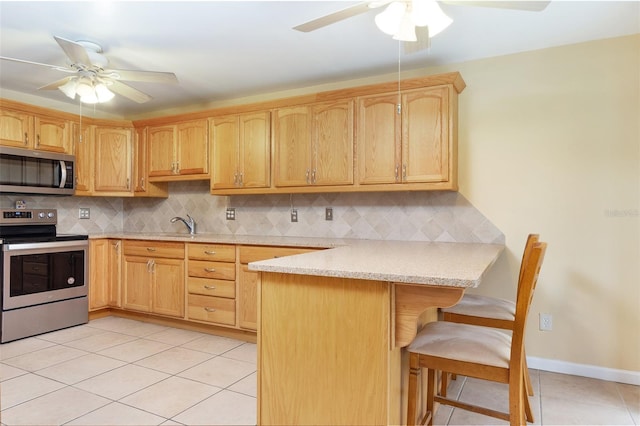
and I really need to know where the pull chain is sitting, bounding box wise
[397,40,402,115]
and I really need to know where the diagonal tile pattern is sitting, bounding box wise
[1,317,637,426]
[1,182,504,244]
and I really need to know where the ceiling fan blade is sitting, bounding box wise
[38,76,74,90]
[54,35,92,66]
[108,80,152,103]
[294,1,389,32]
[440,1,550,12]
[104,69,178,84]
[0,56,72,72]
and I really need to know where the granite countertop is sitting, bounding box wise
[248,240,504,288]
[90,233,503,287]
[88,232,353,249]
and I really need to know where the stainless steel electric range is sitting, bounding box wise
[0,209,88,343]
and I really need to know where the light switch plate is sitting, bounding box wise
[325,207,333,221]
[291,209,298,223]
[79,208,90,219]
[226,208,236,220]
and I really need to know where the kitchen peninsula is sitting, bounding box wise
[249,240,503,425]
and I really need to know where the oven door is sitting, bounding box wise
[2,240,88,310]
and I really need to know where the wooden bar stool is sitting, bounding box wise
[440,234,539,398]
[406,241,547,426]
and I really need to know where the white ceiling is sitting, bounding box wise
[1,1,638,120]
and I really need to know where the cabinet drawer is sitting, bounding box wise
[188,294,235,326]
[188,277,236,298]
[123,240,184,258]
[239,245,320,263]
[188,260,236,280]
[188,243,236,262]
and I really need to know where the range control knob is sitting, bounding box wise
[47,212,55,218]
[39,212,46,219]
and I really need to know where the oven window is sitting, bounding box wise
[9,250,85,297]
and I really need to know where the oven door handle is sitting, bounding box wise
[3,240,88,251]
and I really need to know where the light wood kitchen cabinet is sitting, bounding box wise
[273,100,354,188]
[93,126,133,194]
[89,239,121,311]
[72,122,95,195]
[133,126,168,197]
[0,106,71,153]
[238,245,319,331]
[33,115,71,153]
[148,119,209,180]
[210,111,270,191]
[0,108,32,149]
[186,243,236,326]
[357,86,453,186]
[122,240,185,318]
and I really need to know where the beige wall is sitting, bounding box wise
[429,35,639,372]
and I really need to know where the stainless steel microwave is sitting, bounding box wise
[0,146,75,195]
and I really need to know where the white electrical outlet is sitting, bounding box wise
[539,313,553,331]
[79,208,90,219]
[291,209,298,223]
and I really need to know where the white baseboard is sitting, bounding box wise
[527,356,640,386]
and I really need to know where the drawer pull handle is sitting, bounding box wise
[204,307,216,312]
[204,285,216,290]
[146,247,156,252]
[204,267,216,272]
[204,250,216,255]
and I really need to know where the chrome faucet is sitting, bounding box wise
[170,214,196,235]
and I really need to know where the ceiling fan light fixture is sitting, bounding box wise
[375,1,407,35]
[75,78,95,98]
[419,0,452,37]
[58,79,78,99]
[393,12,417,42]
[94,82,115,103]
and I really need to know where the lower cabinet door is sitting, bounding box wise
[123,256,151,312]
[152,258,185,318]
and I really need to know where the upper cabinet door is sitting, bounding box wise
[312,100,354,186]
[357,94,401,185]
[148,125,176,177]
[239,111,270,188]
[211,111,270,191]
[94,127,133,193]
[273,106,312,187]
[211,115,240,189]
[402,86,450,183]
[176,119,208,175]
[73,123,94,194]
[34,115,71,154]
[0,108,32,149]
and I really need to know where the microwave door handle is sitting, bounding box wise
[59,160,67,188]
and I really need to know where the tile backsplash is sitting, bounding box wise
[2,181,503,244]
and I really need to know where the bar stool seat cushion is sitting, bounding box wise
[408,321,511,369]
[441,294,516,321]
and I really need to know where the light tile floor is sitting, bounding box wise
[0,317,638,425]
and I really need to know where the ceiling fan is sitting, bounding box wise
[294,0,550,53]
[0,36,178,104]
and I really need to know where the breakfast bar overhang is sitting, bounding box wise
[249,240,504,425]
